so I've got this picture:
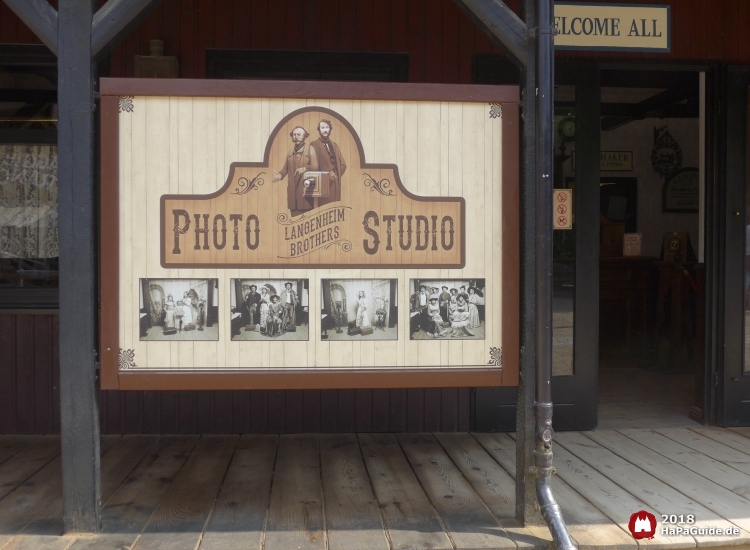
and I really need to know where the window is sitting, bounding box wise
[0,45,58,309]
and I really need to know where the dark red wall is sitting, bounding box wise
[2,0,746,434]
[1,314,471,434]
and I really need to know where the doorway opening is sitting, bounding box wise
[557,68,705,429]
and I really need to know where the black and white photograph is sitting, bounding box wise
[139,279,219,341]
[230,279,309,340]
[321,279,397,340]
[409,279,485,340]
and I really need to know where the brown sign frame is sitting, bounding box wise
[99,78,520,391]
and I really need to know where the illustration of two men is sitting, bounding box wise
[272,119,346,215]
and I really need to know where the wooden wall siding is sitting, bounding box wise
[117,97,501,372]
[98,387,471,434]
[0,314,470,434]
[5,0,750,71]
[0,315,60,435]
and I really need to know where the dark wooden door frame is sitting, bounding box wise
[474,58,601,432]
[720,65,750,426]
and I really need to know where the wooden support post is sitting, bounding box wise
[515,0,543,527]
[58,0,101,533]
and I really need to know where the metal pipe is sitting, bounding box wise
[534,0,576,548]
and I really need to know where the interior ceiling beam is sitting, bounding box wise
[453,0,527,68]
[601,86,696,131]
[91,0,165,63]
[1,0,58,55]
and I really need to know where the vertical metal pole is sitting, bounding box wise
[58,0,101,533]
[533,0,575,548]
[516,0,543,527]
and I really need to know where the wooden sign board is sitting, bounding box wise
[554,2,671,53]
[99,79,520,390]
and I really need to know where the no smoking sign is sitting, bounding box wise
[554,189,573,230]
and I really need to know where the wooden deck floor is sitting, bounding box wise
[0,428,749,550]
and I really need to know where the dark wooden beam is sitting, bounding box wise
[58,0,101,533]
[1,0,58,55]
[454,0,527,68]
[601,86,696,131]
[91,0,165,63]
[515,0,541,528]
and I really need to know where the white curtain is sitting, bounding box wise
[0,145,58,259]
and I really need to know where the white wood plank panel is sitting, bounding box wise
[237,98,264,369]
[144,97,171,373]
[463,102,486,367]
[491,105,503,352]
[168,96,180,370]
[222,98,240,370]
[119,100,133,349]
[447,102,464,367]
[130,97,148,369]
[176,97,194,370]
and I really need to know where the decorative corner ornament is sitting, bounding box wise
[487,346,502,367]
[233,173,266,195]
[118,96,135,113]
[119,349,137,370]
[489,103,502,119]
[363,173,396,196]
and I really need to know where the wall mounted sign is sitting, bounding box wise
[554,2,671,53]
[663,168,699,213]
[652,125,682,178]
[553,189,573,230]
[99,79,520,391]
[572,151,633,172]
[600,151,633,171]
[623,233,642,256]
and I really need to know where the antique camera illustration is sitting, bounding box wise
[302,171,330,198]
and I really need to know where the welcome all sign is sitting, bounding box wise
[554,2,670,52]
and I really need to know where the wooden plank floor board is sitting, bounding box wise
[586,431,750,539]
[358,433,452,550]
[0,436,38,466]
[656,429,750,477]
[397,433,516,549]
[6,429,750,550]
[3,436,158,550]
[688,428,750,459]
[620,429,750,501]
[483,433,694,550]
[263,434,325,550]
[471,433,637,550]
[434,433,553,550]
[0,436,61,501]
[319,434,388,550]
[132,435,239,550]
[67,436,199,550]
[0,436,119,549]
[199,434,279,550]
[557,431,744,547]
[729,428,750,440]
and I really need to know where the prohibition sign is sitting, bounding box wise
[557,216,568,227]
[557,204,568,215]
[557,192,568,203]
